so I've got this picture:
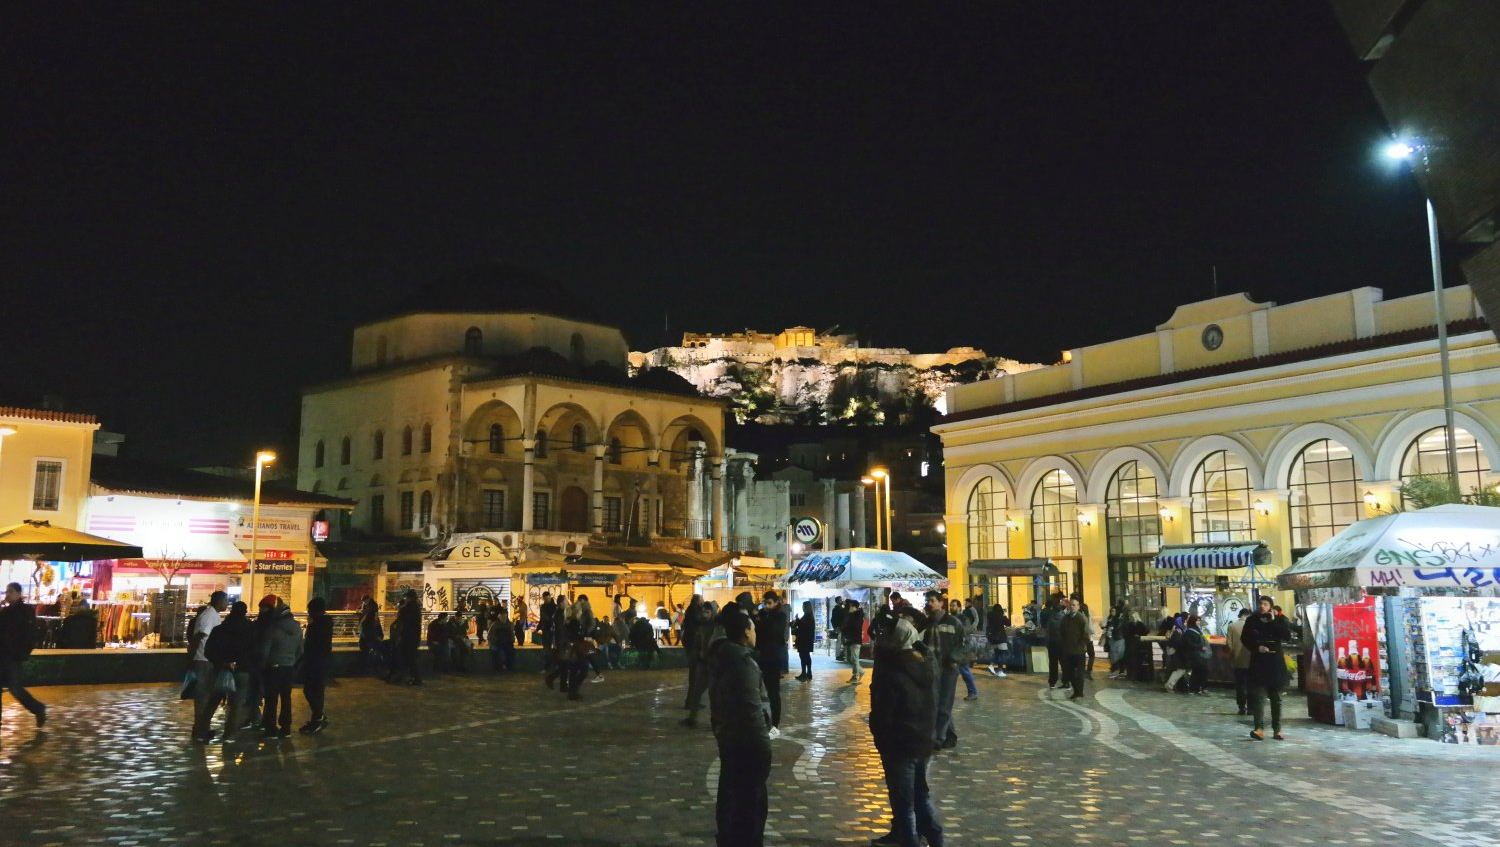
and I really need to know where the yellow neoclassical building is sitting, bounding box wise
[935,285,1496,631]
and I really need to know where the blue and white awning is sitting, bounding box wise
[1154,542,1270,571]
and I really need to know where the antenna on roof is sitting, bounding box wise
[1211,265,1219,298]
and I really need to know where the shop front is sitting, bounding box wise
[776,548,950,658]
[423,533,515,612]
[1139,542,1277,684]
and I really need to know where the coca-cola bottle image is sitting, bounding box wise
[1360,647,1375,699]
[1348,639,1361,700]
[1337,647,1349,697]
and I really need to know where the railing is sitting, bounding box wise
[726,536,762,553]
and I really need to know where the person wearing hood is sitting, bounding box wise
[300,597,333,734]
[707,603,773,847]
[204,600,257,741]
[869,615,944,847]
[257,595,304,740]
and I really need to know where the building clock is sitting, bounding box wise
[1201,324,1224,351]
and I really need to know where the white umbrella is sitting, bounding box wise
[776,548,949,592]
[1277,503,1500,591]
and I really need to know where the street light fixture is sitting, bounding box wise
[250,451,276,590]
[870,467,893,551]
[861,476,882,550]
[1385,138,1460,494]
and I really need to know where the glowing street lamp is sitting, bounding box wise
[250,451,276,586]
[870,467,893,551]
[1385,138,1460,492]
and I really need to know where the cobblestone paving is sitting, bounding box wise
[3,658,1498,847]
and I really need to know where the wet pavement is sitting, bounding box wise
[2,655,1497,847]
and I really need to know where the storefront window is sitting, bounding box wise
[1190,450,1253,542]
[965,477,1008,560]
[1031,469,1079,558]
[1400,426,1492,503]
[1290,439,1363,550]
[1105,460,1161,556]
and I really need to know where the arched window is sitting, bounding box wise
[421,423,432,453]
[418,490,433,528]
[1289,439,1363,550]
[465,326,483,356]
[966,477,1008,561]
[1401,426,1492,503]
[572,423,587,452]
[1106,461,1161,556]
[340,436,351,465]
[1190,450,1253,542]
[372,429,385,460]
[375,335,388,367]
[1030,469,1079,558]
[534,431,548,458]
[608,437,623,464]
[570,332,586,364]
[489,423,504,454]
[314,440,325,469]
[401,426,413,456]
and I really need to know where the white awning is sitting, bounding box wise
[1154,542,1268,571]
[121,534,247,565]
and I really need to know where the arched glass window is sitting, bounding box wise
[1289,439,1363,550]
[1190,450,1253,542]
[534,431,548,459]
[421,423,432,453]
[340,436,351,465]
[314,440,325,469]
[570,332,586,364]
[401,426,413,456]
[418,490,433,528]
[1401,426,1492,502]
[1031,469,1079,558]
[489,423,504,454]
[966,477,1008,561]
[465,327,483,356]
[372,429,385,460]
[1105,461,1161,556]
[572,423,587,452]
[608,437,623,464]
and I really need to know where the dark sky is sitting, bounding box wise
[3,3,1434,466]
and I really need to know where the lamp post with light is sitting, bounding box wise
[250,451,276,587]
[1385,140,1460,493]
[870,467,893,551]
[861,475,881,549]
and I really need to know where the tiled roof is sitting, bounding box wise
[91,454,354,508]
[0,406,97,425]
[939,318,1491,425]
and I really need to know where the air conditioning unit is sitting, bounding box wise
[561,539,585,556]
[422,524,441,541]
[498,532,520,550]
[695,539,719,554]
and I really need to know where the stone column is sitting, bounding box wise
[646,449,662,538]
[821,478,837,551]
[852,483,867,547]
[521,438,536,532]
[711,455,726,549]
[685,445,704,538]
[592,444,607,534]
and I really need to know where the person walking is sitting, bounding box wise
[829,597,847,657]
[0,581,46,732]
[842,599,867,684]
[754,590,789,733]
[257,595,304,739]
[189,590,229,742]
[948,599,980,701]
[681,601,718,728]
[1057,596,1088,700]
[707,603,773,847]
[1180,614,1210,695]
[299,597,333,734]
[1243,596,1292,740]
[538,591,557,673]
[394,589,422,686]
[1226,608,1252,714]
[922,591,963,750]
[204,600,256,741]
[792,600,816,681]
[870,615,944,847]
[1104,601,1128,679]
[984,603,1010,678]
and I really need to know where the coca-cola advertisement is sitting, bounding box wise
[1332,595,1381,701]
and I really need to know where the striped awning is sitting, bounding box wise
[1153,542,1269,570]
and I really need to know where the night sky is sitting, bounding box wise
[3,3,1435,466]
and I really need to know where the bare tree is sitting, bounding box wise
[144,547,191,589]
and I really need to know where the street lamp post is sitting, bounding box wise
[250,451,276,591]
[1386,141,1461,494]
[861,475,882,550]
[871,467,893,552]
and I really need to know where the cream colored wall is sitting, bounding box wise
[1011,365,1074,402]
[353,313,629,370]
[1172,313,1255,371]
[1079,334,1158,386]
[1266,292,1357,352]
[0,414,96,529]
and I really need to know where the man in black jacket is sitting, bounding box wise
[0,582,45,730]
[300,597,334,734]
[754,591,789,732]
[1057,597,1089,700]
[870,615,944,847]
[395,590,422,686]
[204,600,257,740]
[842,599,867,684]
[708,604,773,847]
[922,592,962,750]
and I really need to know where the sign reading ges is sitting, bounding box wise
[792,517,822,546]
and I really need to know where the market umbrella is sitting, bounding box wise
[0,519,144,562]
[775,548,948,592]
[1277,504,1500,591]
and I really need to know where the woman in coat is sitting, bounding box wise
[984,604,1011,678]
[869,616,944,847]
[792,600,817,681]
[1242,596,1293,740]
[1179,614,1210,695]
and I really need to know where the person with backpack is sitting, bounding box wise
[0,582,46,732]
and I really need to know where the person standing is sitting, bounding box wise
[754,591,789,733]
[257,595,304,739]
[538,591,557,673]
[681,601,718,728]
[829,598,847,657]
[922,591,963,750]
[984,603,1010,678]
[870,616,944,847]
[204,600,256,741]
[1226,608,1252,714]
[1043,597,1066,690]
[1057,597,1088,700]
[842,599,867,684]
[0,581,46,731]
[511,596,528,649]
[707,604,773,847]
[189,590,229,742]
[357,595,383,673]
[1243,596,1292,740]
[948,599,979,701]
[1180,614,1210,695]
[300,597,333,734]
[394,589,422,686]
[488,604,516,671]
[792,600,816,681]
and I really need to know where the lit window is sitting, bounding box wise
[1031,470,1079,558]
[1290,440,1363,549]
[31,460,63,511]
[966,477,1008,560]
[1190,450,1253,542]
[1400,426,1491,504]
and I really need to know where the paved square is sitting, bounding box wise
[3,658,1497,846]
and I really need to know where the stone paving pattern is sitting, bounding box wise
[3,654,1498,847]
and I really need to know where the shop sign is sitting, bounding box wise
[255,560,296,574]
[1332,596,1380,700]
[525,572,569,585]
[233,514,310,547]
[445,537,508,563]
[311,521,330,542]
[792,517,822,546]
[576,572,621,587]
